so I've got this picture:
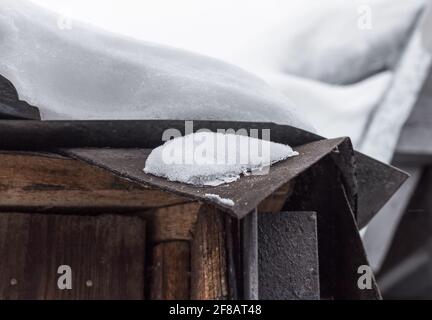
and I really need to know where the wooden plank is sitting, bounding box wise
[191,205,229,300]
[147,203,202,300]
[149,241,190,300]
[147,202,201,242]
[258,211,320,300]
[258,182,294,213]
[0,213,146,300]
[0,214,30,300]
[0,152,187,210]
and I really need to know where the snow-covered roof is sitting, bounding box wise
[0,0,312,132]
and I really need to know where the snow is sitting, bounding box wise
[204,194,235,207]
[423,5,432,54]
[249,0,428,151]
[28,0,425,86]
[0,0,313,132]
[261,70,393,147]
[359,30,432,163]
[265,0,425,85]
[1,0,429,162]
[143,132,298,186]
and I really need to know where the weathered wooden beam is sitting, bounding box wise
[0,213,146,300]
[191,205,229,300]
[258,211,320,300]
[147,203,202,300]
[0,152,187,210]
[149,204,230,300]
[146,202,201,243]
[258,182,294,213]
[149,241,191,300]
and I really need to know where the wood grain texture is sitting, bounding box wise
[191,206,229,300]
[147,203,203,300]
[148,204,231,300]
[258,182,294,213]
[149,241,191,300]
[147,202,201,242]
[0,213,146,300]
[0,152,187,210]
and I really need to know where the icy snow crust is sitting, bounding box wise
[0,0,312,132]
[143,132,298,186]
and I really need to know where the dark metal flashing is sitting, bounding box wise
[258,211,319,300]
[356,152,408,229]
[284,156,381,299]
[62,138,349,219]
[0,119,408,225]
[0,120,318,150]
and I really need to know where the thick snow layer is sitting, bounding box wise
[143,132,298,186]
[29,0,425,87]
[0,0,312,132]
[257,0,425,85]
[261,70,393,147]
[28,0,424,157]
[2,0,428,162]
[204,194,235,207]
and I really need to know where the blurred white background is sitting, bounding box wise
[29,0,355,66]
